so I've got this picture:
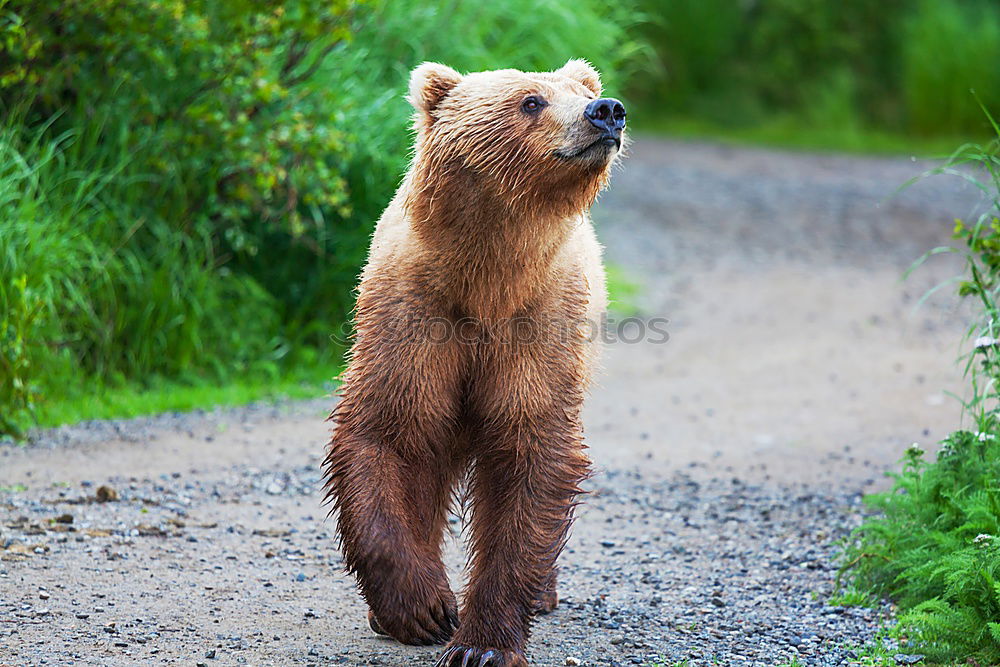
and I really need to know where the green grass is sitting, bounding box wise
[902,0,1000,136]
[829,586,879,608]
[630,0,1000,142]
[605,263,643,316]
[0,0,647,439]
[844,626,965,667]
[29,363,339,431]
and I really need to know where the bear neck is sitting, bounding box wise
[403,163,603,320]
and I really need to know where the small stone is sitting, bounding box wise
[266,482,283,495]
[96,485,118,502]
[600,540,616,548]
[205,649,216,659]
[894,655,925,665]
[38,591,50,600]
[54,514,73,524]
[565,658,581,666]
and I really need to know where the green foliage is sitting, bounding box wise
[0,123,282,437]
[828,586,878,608]
[743,0,904,113]
[841,113,1000,662]
[631,0,998,139]
[0,0,646,437]
[842,627,908,667]
[902,0,1000,136]
[605,264,643,316]
[1,0,355,235]
[634,0,741,106]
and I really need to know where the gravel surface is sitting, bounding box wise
[1,138,986,666]
[2,456,886,666]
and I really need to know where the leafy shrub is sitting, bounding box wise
[901,0,1000,136]
[0,0,647,436]
[1,0,356,236]
[630,0,741,108]
[632,0,999,138]
[841,112,1000,662]
[0,124,281,437]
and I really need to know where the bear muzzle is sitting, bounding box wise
[584,97,626,147]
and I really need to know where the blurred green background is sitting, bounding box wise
[1,0,998,437]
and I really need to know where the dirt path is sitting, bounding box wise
[0,139,986,666]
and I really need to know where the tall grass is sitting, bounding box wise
[632,0,999,141]
[901,0,1000,136]
[0,120,284,435]
[0,0,647,437]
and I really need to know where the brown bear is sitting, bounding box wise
[323,59,626,666]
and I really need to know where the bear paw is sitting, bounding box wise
[436,646,527,667]
[366,587,458,646]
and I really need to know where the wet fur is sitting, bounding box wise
[323,60,622,666]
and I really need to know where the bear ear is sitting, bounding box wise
[556,59,602,96]
[408,62,463,119]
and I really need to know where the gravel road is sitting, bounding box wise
[1,138,988,666]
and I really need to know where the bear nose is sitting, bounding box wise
[584,98,626,133]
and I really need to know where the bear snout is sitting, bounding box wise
[583,97,626,139]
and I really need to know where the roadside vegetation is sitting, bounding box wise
[840,114,1000,663]
[632,0,1000,150]
[0,0,642,438]
[2,0,998,437]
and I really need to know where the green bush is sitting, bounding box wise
[1,0,356,235]
[0,0,646,437]
[631,0,997,138]
[841,115,1000,662]
[0,124,281,436]
[629,0,741,108]
[901,0,1000,136]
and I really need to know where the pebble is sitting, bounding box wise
[3,397,901,666]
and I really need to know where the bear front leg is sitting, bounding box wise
[326,430,461,645]
[438,416,590,666]
[325,291,470,646]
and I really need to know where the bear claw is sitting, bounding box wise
[437,646,526,667]
[436,647,496,667]
[367,609,387,636]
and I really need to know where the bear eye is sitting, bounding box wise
[521,95,547,115]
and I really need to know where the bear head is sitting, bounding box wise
[406,60,626,223]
